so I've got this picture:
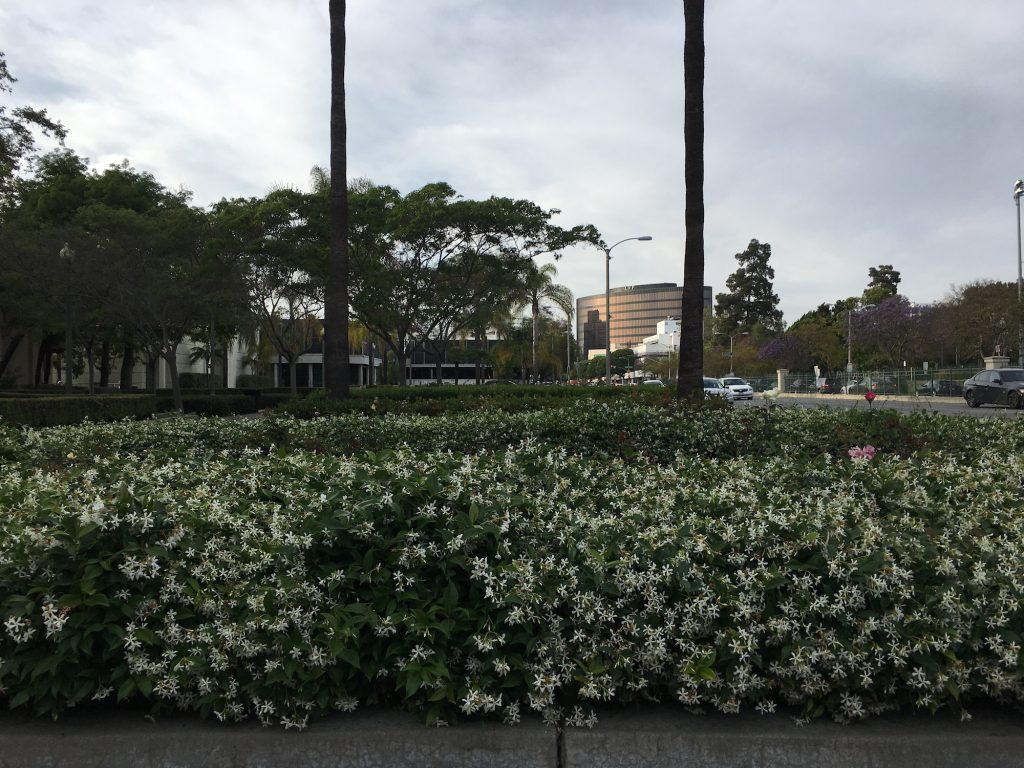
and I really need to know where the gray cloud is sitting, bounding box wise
[2,0,1022,325]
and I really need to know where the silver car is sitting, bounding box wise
[720,377,754,400]
[703,377,735,401]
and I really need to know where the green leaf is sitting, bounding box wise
[116,679,135,701]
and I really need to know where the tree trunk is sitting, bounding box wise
[378,334,389,385]
[208,313,217,396]
[120,340,135,389]
[35,334,58,387]
[86,342,95,395]
[396,347,408,387]
[324,0,350,400]
[0,332,25,382]
[474,328,483,384]
[288,358,298,397]
[164,347,183,412]
[99,338,111,387]
[146,349,159,393]
[677,0,706,400]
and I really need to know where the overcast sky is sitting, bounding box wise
[2,1,1022,324]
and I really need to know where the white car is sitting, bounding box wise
[703,377,734,401]
[720,377,754,400]
[641,379,665,387]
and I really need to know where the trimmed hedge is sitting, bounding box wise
[154,394,261,416]
[276,384,675,418]
[235,374,275,389]
[0,395,157,427]
[2,411,1024,728]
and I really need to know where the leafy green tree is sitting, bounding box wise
[610,348,637,378]
[714,239,784,335]
[349,182,597,386]
[862,264,901,306]
[852,295,925,369]
[0,151,95,387]
[677,0,706,400]
[940,280,1020,364]
[790,318,844,373]
[517,262,573,383]
[208,192,321,396]
[0,52,67,210]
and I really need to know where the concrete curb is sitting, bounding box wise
[3,706,1024,768]
[564,706,1024,768]
[0,709,555,768]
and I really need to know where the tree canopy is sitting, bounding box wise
[714,239,784,335]
[0,52,67,211]
[862,264,901,306]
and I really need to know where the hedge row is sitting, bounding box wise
[2,417,1023,727]
[5,399,1022,471]
[0,395,158,427]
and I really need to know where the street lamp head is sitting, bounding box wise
[1015,180,1024,200]
[637,236,653,241]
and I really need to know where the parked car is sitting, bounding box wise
[641,379,665,388]
[842,376,897,395]
[817,377,839,394]
[963,368,1024,408]
[703,377,734,401]
[720,377,754,400]
[917,380,963,397]
[789,377,816,393]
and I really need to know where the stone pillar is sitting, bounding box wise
[984,356,1010,370]
[777,369,788,393]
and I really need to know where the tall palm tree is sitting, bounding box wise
[677,0,705,399]
[324,0,349,399]
[521,263,572,383]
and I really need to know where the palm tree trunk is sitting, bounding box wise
[324,0,350,399]
[677,0,706,400]
[532,297,539,384]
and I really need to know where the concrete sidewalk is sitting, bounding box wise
[3,705,1024,768]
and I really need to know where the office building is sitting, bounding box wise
[576,283,712,358]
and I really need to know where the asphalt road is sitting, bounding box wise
[735,394,1023,419]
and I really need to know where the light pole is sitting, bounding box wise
[846,302,875,380]
[59,243,75,394]
[1015,179,1023,367]
[603,236,653,385]
[715,331,748,376]
[668,329,678,382]
[566,308,572,382]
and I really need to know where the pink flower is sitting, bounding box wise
[848,445,876,460]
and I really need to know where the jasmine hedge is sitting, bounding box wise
[2,403,1024,728]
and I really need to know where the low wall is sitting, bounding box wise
[2,706,1024,768]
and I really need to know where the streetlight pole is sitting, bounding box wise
[603,236,653,385]
[847,308,853,371]
[1015,179,1023,367]
[566,308,572,382]
[846,303,875,380]
[59,243,75,394]
[715,331,748,376]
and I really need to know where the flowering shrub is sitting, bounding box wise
[2,405,1024,728]
[847,445,876,460]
